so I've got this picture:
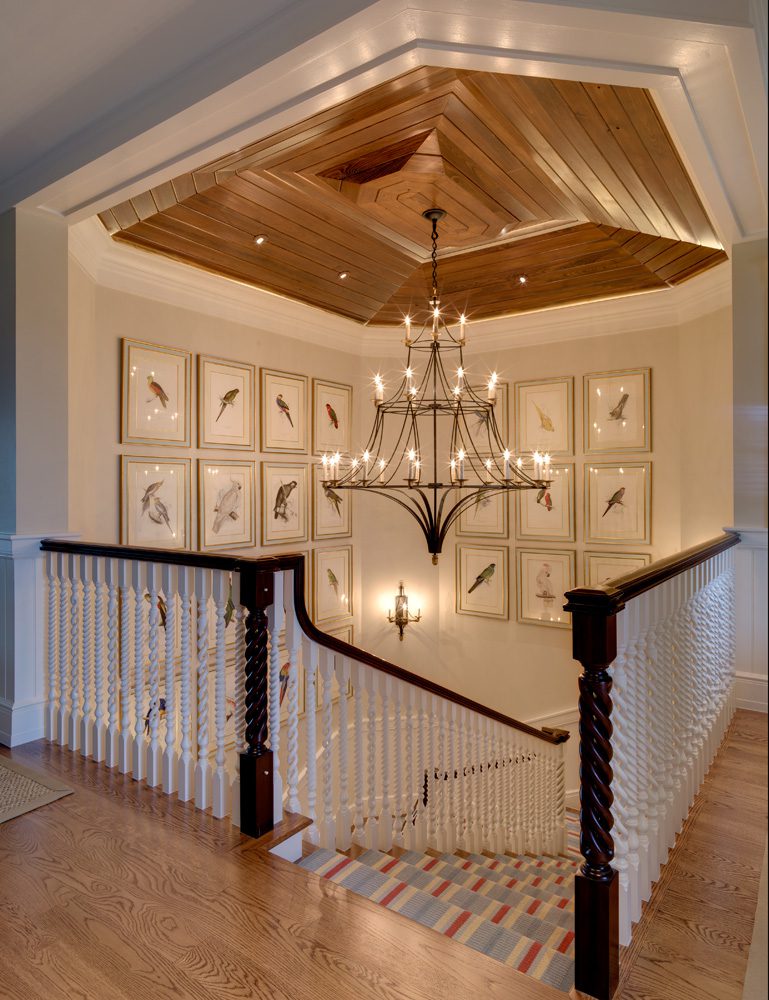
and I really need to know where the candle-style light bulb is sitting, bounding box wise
[378,458,386,483]
[407,449,417,481]
[404,315,412,346]
[450,458,457,484]
[459,313,466,345]
[363,450,371,481]
[321,454,329,481]
[487,371,498,402]
[484,458,492,483]
[503,449,511,480]
[374,373,384,405]
[457,449,466,481]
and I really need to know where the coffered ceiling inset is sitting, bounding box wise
[99,67,727,325]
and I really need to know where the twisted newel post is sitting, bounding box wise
[239,567,275,839]
[564,590,621,1000]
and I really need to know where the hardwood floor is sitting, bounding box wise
[614,709,767,1000]
[0,742,560,1000]
[1,709,765,1000]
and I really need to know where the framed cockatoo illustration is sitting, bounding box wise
[312,378,352,456]
[121,339,191,446]
[516,548,575,629]
[583,551,652,587]
[516,463,575,542]
[198,355,255,450]
[514,377,573,457]
[313,546,353,625]
[585,462,651,544]
[198,460,255,550]
[260,462,308,545]
[312,462,352,540]
[120,456,191,550]
[456,491,508,538]
[260,368,308,453]
[456,544,508,620]
[584,368,650,454]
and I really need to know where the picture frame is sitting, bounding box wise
[516,463,576,542]
[260,368,308,453]
[121,339,191,447]
[312,463,352,539]
[516,548,575,629]
[585,462,651,544]
[261,462,308,546]
[461,380,509,457]
[312,378,353,456]
[456,491,509,538]
[313,545,353,625]
[197,460,255,550]
[120,456,191,550]
[584,368,651,454]
[583,551,652,587]
[514,377,574,457]
[456,543,508,620]
[197,355,255,450]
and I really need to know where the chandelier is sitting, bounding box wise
[322,209,552,563]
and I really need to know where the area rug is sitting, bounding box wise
[0,757,73,824]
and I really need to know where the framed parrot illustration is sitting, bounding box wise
[198,355,255,450]
[260,462,308,545]
[312,462,352,540]
[120,456,191,550]
[260,368,308,453]
[585,462,651,544]
[584,368,651,453]
[456,491,508,538]
[312,378,352,456]
[516,463,575,542]
[121,339,191,447]
[514,376,574,457]
[583,551,652,587]
[313,545,353,625]
[456,543,508,620]
[198,460,255,550]
[463,379,509,458]
[516,548,575,629]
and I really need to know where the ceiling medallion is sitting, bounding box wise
[322,209,552,563]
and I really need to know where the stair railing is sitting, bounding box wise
[39,539,569,860]
[565,530,739,1000]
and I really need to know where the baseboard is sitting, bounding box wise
[736,672,768,713]
[0,698,46,747]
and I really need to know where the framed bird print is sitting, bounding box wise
[514,377,573,457]
[516,463,575,542]
[260,369,308,453]
[121,339,191,447]
[463,380,509,457]
[312,463,352,539]
[456,544,508,620]
[583,551,652,587]
[198,460,255,550]
[585,462,651,544]
[120,456,191,550]
[313,378,353,456]
[313,546,353,625]
[584,368,650,453]
[198,355,255,450]
[260,462,308,546]
[516,548,575,629]
[456,491,508,538]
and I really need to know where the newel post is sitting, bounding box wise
[239,566,275,839]
[565,589,621,1000]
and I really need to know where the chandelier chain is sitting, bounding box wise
[430,217,439,304]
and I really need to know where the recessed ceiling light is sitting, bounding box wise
[338,271,349,280]
[518,275,527,285]
[254,234,268,246]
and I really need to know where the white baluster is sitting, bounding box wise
[391,677,404,848]
[434,697,448,852]
[284,572,302,816]
[336,655,352,850]
[212,570,230,819]
[105,559,120,767]
[194,567,212,810]
[489,719,502,854]
[303,638,319,845]
[145,563,162,787]
[318,648,335,848]
[45,553,58,742]
[131,561,147,781]
[78,555,93,757]
[404,682,418,850]
[378,673,392,851]
[448,702,458,849]
[118,560,133,773]
[177,566,194,801]
[364,666,379,849]
[68,553,81,752]
[351,660,365,845]
[267,571,285,823]
[56,552,70,747]
[161,564,178,795]
[230,574,244,828]
[91,557,107,762]
[426,693,438,850]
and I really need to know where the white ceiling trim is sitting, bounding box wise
[70,216,731,359]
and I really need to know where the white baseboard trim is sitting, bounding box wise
[0,698,45,747]
[736,671,768,713]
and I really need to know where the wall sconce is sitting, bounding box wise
[387,582,421,641]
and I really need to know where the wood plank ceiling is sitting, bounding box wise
[99,68,727,325]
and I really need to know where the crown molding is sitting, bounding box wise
[70,216,731,359]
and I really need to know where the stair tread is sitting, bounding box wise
[354,848,574,941]
[454,852,576,887]
[435,853,574,898]
[299,849,574,991]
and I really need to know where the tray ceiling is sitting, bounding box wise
[99,67,727,326]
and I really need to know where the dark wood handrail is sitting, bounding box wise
[564,530,740,616]
[40,538,567,746]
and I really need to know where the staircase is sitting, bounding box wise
[298,843,577,992]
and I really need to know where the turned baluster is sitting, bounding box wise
[45,553,58,742]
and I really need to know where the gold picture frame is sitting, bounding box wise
[121,338,191,447]
[197,460,255,551]
[312,378,353,456]
[583,551,652,587]
[260,368,308,453]
[585,461,651,545]
[514,376,574,457]
[456,491,509,538]
[120,455,191,550]
[516,548,575,629]
[584,368,651,454]
[313,545,353,625]
[312,463,353,540]
[260,462,308,546]
[197,354,255,450]
[456,543,509,620]
[516,463,576,542]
